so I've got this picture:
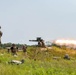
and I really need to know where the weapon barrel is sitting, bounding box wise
[29,40,37,42]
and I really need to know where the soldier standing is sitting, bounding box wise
[10,44,17,55]
[0,26,3,46]
[22,45,27,56]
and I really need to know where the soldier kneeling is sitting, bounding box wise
[64,54,70,60]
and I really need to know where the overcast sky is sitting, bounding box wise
[0,0,76,45]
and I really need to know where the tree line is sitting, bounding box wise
[1,43,27,49]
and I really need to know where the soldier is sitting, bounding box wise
[0,26,3,45]
[64,54,70,60]
[22,45,27,52]
[22,45,27,56]
[10,44,17,55]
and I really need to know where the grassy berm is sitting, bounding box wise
[0,46,76,75]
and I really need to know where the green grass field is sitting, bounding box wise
[0,46,76,75]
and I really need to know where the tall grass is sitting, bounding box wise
[0,47,76,75]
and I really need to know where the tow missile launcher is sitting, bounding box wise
[29,37,46,47]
